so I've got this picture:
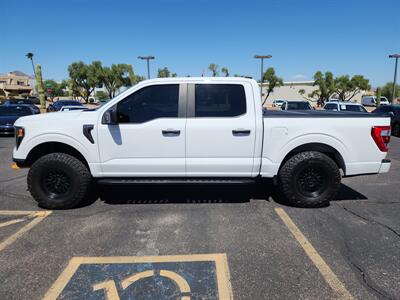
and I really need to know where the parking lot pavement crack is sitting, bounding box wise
[0,174,26,184]
[337,205,398,300]
[340,205,400,239]
[345,255,394,300]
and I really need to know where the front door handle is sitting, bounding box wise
[232,129,251,136]
[162,129,181,137]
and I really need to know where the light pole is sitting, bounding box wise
[138,56,155,79]
[389,54,400,104]
[254,55,272,102]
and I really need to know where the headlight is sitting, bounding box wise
[14,126,24,149]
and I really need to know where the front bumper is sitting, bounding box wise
[0,125,15,135]
[378,159,391,173]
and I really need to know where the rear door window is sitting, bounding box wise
[194,84,246,117]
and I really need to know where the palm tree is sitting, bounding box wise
[208,64,219,77]
[221,67,229,77]
[26,52,36,77]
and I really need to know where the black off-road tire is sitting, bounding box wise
[393,123,400,137]
[27,153,92,209]
[278,151,341,208]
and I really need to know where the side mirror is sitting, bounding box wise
[102,107,118,124]
[389,111,395,118]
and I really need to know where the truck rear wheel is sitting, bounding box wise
[28,153,92,209]
[278,151,341,208]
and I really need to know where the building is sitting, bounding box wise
[0,71,33,99]
[261,81,367,105]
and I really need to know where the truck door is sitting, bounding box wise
[185,82,256,177]
[97,83,187,177]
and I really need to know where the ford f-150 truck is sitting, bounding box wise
[13,77,392,209]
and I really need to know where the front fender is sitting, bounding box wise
[13,133,93,164]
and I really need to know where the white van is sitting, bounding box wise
[361,96,390,107]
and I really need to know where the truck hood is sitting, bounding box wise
[14,110,91,127]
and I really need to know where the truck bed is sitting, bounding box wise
[263,109,387,118]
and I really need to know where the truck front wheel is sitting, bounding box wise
[278,151,341,208]
[28,153,92,209]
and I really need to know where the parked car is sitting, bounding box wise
[361,96,390,107]
[2,99,40,114]
[281,100,313,110]
[60,106,89,112]
[372,105,400,136]
[323,102,368,113]
[47,100,84,112]
[0,105,36,135]
[272,100,285,107]
[13,77,391,209]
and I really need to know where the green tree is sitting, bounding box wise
[221,67,229,77]
[335,75,370,101]
[95,91,109,100]
[25,52,36,77]
[43,79,66,101]
[128,67,145,85]
[35,65,46,109]
[375,87,381,107]
[262,67,283,104]
[208,64,219,77]
[98,63,133,99]
[157,67,171,78]
[308,71,336,105]
[68,61,101,103]
[380,82,400,102]
[171,73,177,77]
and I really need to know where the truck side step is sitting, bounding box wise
[97,178,256,185]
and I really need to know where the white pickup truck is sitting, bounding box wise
[13,77,392,209]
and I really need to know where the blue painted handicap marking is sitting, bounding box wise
[43,254,232,300]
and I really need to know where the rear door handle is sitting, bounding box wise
[162,129,181,137]
[232,129,251,136]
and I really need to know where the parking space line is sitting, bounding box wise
[275,207,353,300]
[0,218,25,228]
[0,210,40,216]
[0,211,52,252]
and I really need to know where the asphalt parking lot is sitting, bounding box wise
[0,136,399,300]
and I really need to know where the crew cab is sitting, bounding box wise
[13,78,392,209]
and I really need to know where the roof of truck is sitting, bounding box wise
[143,77,257,83]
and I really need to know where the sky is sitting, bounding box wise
[1,0,399,87]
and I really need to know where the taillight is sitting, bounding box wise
[371,126,391,152]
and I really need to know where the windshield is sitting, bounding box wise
[0,106,32,116]
[341,104,367,112]
[7,99,33,105]
[324,103,337,110]
[287,102,311,110]
[60,101,83,106]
